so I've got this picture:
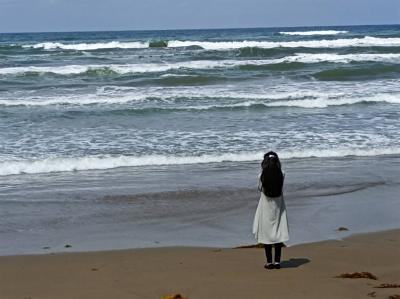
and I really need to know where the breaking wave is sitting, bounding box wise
[159,37,400,50]
[279,30,348,36]
[2,53,400,76]
[23,41,148,50]
[2,147,400,176]
[22,36,400,51]
[1,89,399,109]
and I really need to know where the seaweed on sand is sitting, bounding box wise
[335,272,377,280]
[161,294,187,299]
[375,284,400,288]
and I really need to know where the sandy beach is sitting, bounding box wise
[1,229,399,299]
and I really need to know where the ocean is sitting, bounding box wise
[1,25,400,255]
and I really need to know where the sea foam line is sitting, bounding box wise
[1,90,399,108]
[22,36,400,51]
[167,37,400,50]
[1,148,400,176]
[0,88,306,107]
[2,53,400,76]
[23,41,148,50]
[279,30,348,36]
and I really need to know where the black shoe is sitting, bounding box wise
[264,263,274,270]
[274,263,281,269]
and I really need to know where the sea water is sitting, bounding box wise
[1,25,400,254]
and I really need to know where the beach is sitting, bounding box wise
[1,25,400,298]
[1,229,399,299]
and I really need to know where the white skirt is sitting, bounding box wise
[252,192,289,244]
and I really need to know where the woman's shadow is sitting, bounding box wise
[280,258,310,268]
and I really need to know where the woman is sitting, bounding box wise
[252,151,289,270]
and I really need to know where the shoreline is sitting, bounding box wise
[2,159,400,256]
[1,229,399,299]
[0,227,398,257]
[2,155,400,256]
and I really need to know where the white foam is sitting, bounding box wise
[167,37,400,50]
[1,147,399,176]
[0,61,248,76]
[23,41,148,50]
[2,53,400,76]
[182,94,400,110]
[284,53,400,64]
[0,88,335,107]
[1,87,399,108]
[0,65,92,75]
[22,36,400,51]
[0,92,148,106]
[280,30,348,36]
[266,93,400,108]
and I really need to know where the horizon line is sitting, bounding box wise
[0,23,398,35]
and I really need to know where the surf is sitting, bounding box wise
[2,147,400,176]
[22,36,400,51]
[279,30,348,36]
[2,53,400,76]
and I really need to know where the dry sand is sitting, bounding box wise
[0,229,399,299]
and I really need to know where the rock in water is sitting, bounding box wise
[336,226,349,231]
[149,40,168,48]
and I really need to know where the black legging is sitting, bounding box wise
[264,243,283,264]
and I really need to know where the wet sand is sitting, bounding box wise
[1,229,399,299]
[2,156,400,256]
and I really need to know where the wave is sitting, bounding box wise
[0,89,346,107]
[175,94,400,110]
[263,93,400,108]
[1,89,399,109]
[22,41,148,51]
[2,53,400,76]
[314,65,400,81]
[279,30,348,36]
[313,65,400,81]
[164,37,400,49]
[1,147,400,176]
[22,36,400,51]
[0,60,251,76]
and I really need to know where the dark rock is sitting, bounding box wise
[337,227,349,231]
[149,40,168,48]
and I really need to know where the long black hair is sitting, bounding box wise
[260,151,284,197]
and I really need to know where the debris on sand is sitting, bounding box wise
[388,295,400,299]
[337,227,349,231]
[367,291,376,298]
[235,244,264,249]
[161,294,187,299]
[235,243,287,249]
[335,272,377,280]
[375,284,400,288]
